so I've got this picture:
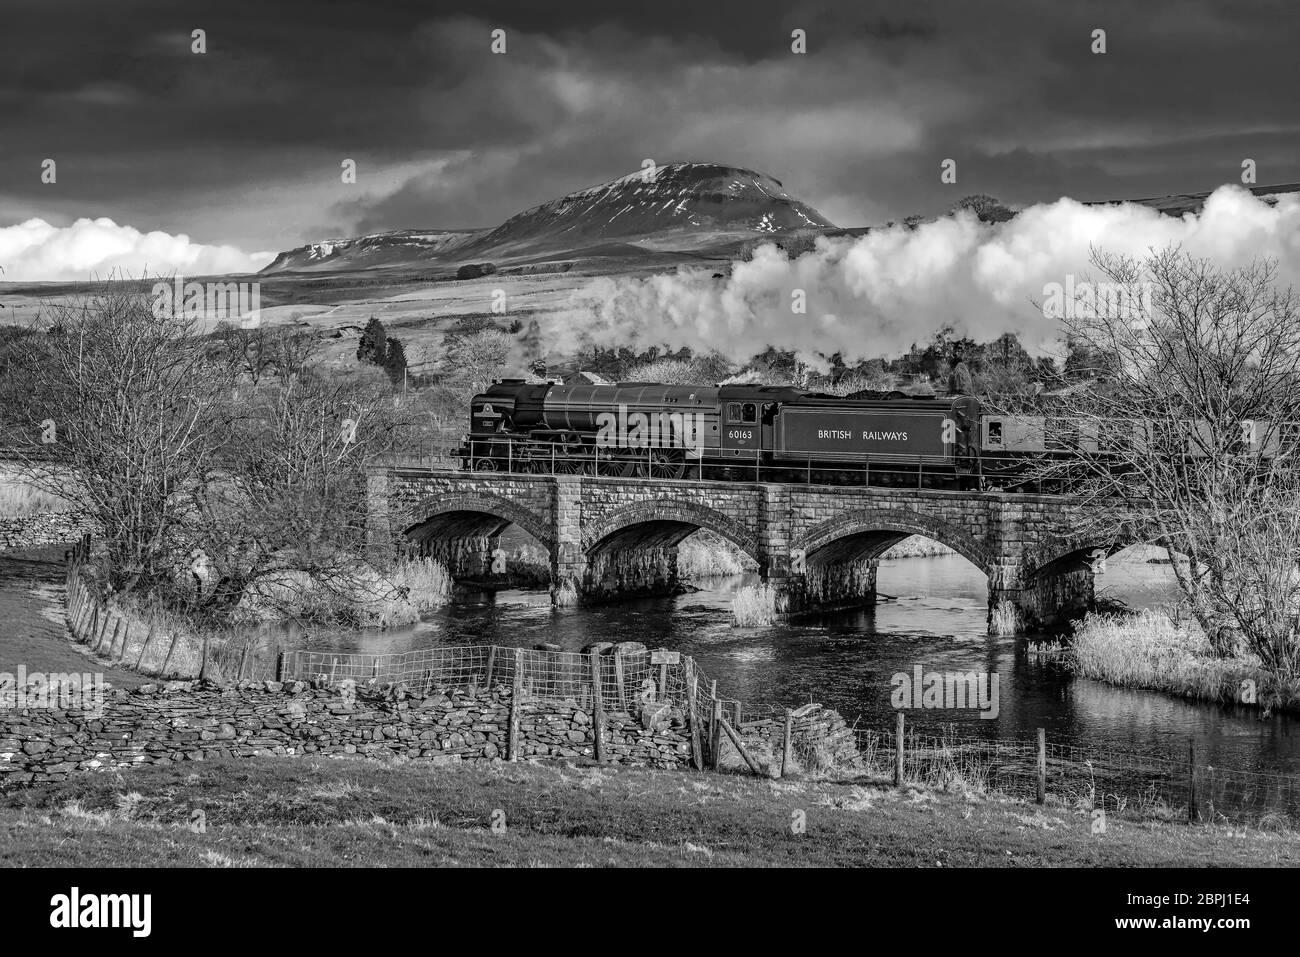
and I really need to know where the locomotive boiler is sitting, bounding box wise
[461,379,984,487]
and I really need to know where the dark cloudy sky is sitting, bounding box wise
[1,0,1296,257]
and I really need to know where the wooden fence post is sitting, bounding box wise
[484,645,497,690]
[718,716,763,775]
[614,650,626,710]
[686,668,703,772]
[894,711,905,786]
[135,623,156,671]
[97,614,117,655]
[76,592,93,639]
[507,648,524,761]
[589,650,606,763]
[781,709,794,778]
[159,633,181,679]
[112,621,129,662]
[709,699,723,771]
[1188,738,1198,823]
[1036,728,1046,805]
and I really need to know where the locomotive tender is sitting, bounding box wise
[459,379,1039,488]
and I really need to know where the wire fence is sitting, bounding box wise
[845,723,1300,828]
[288,642,1300,826]
[281,644,697,716]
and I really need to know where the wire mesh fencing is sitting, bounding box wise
[849,722,1300,828]
[281,644,698,716]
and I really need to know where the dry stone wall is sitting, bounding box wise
[731,705,861,773]
[0,511,96,551]
[0,678,693,786]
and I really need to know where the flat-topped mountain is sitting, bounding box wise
[260,163,835,274]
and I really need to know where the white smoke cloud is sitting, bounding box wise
[0,217,275,282]
[565,185,1300,364]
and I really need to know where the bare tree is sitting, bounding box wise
[186,373,412,621]
[1017,247,1300,671]
[214,323,319,386]
[0,284,236,594]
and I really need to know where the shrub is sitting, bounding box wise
[732,583,777,627]
[456,262,497,280]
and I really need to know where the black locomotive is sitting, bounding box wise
[460,379,985,488]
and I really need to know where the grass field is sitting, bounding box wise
[0,468,74,518]
[2,756,1296,867]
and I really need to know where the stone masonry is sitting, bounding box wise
[376,469,1102,633]
[0,679,694,786]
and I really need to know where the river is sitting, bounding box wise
[288,549,1300,778]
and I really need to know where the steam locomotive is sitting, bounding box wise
[459,378,1296,490]
[457,379,1057,489]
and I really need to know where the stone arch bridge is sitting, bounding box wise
[367,469,1109,633]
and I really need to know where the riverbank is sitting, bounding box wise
[1067,610,1300,714]
[3,755,1296,867]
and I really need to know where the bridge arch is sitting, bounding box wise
[401,492,555,573]
[1023,526,1152,582]
[581,499,761,563]
[795,507,993,573]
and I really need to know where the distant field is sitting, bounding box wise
[0,265,672,380]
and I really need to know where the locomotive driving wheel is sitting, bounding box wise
[638,448,686,480]
[472,457,497,472]
[553,434,588,474]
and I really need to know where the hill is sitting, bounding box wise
[259,163,835,275]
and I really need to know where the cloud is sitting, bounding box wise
[0,218,274,282]
[560,186,1300,363]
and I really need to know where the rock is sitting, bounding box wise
[263,681,283,693]
[639,702,672,731]
[136,684,158,696]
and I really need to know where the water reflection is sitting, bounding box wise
[277,553,1298,774]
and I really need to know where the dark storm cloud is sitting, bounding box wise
[858,17,940,41]
[1,0,1296,253]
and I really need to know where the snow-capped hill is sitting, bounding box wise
[259,163,834,273]
[464,162,833,255]
[261,228,481,272]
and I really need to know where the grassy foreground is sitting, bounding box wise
[3,756,1298,867]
